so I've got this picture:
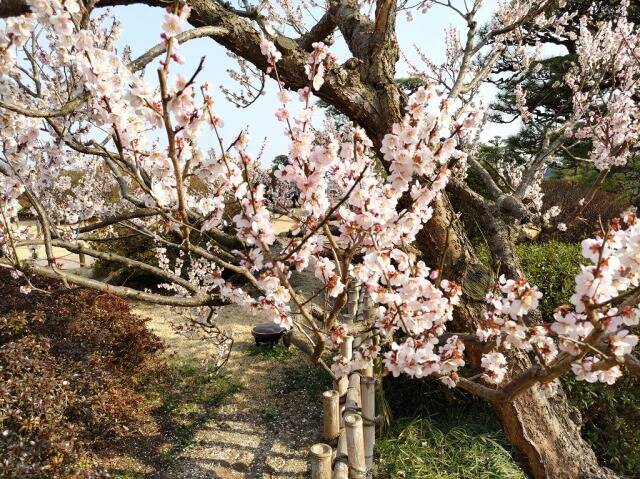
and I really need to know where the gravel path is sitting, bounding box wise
[131,302,323,479]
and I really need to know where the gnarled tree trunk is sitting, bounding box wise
[497,387,617,479]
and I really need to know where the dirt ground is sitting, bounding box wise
[129,298,324,479]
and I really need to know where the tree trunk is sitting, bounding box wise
[497,387,618,479]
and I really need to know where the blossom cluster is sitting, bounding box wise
[1,0,639,402]
[476,211,640,388]
[566,1,640,171]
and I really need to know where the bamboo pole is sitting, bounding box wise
[323,390,340,441]
[310,443,333,479]
[336,336,354,397]
[345,372,361,415]
[344,413,366,478]
[361,376,375,470]
[333,430,349,479]
[336,376,348,397]
[334,336,356,478]
[362,290,372,321]
[346,281,360,323]
[342,336,354,361]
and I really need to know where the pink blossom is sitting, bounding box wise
[161,13,182,38]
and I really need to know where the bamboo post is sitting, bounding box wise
[346,281,360,323]
[341,336,354,361]
[333,432,349,479]
[336,336,354,397]
[336,375,348,397]
[345,372,361,415]
[344,414,366,478]
[310,443,333,479]
[361,377,375,470]
[362,290,372,321]
[323,390,340,441]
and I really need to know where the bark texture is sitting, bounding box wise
[498,389,618,479]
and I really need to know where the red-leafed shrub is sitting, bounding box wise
[0,270,164,478]
[542,179,632,242]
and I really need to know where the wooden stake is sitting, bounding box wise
[310,443,332,479]
[361,376,375,470]
[323,390,340,441]
[344,414,366,478]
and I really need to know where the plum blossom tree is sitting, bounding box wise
[1,1,640,477]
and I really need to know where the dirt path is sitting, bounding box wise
[130,302,325,479]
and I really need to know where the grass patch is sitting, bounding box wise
[377,415,527,479]
[247,343,297,359]
[137,360,242,468]
[379,375,526,479]
[270,361,332,400]
[258,405,280,424]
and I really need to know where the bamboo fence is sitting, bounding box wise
[309,333,377,479]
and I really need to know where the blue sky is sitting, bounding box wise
[113,1,509,165]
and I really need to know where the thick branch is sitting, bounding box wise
[22,261,223,306]
[298,7,338,51]
[18,239,203,295]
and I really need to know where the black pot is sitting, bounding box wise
[251,322,289,348]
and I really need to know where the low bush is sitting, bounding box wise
[0,270,241,478]
[0,271,164,478]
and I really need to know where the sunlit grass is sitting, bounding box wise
[377,414,526,479]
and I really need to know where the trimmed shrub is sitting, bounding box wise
[0,271,163,478]
[542,179,631,242]
[512,240,586,318]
